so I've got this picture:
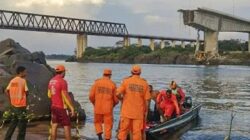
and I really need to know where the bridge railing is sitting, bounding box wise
[0,10,128,36]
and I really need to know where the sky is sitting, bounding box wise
[0,0,249,55]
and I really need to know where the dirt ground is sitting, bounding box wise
[0,121,94,140]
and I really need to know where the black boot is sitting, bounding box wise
[97,133,103,140]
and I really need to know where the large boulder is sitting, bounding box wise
[0,39,30,55]
[0,38,85,121]
[31,51,47,65]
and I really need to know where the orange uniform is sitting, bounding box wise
[156,90,180,117]
[89,76,118,139]
[6,76,29,107]
[117,75,151,140]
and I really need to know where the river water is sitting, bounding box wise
[2,60,249,140]
[46,60,250,140]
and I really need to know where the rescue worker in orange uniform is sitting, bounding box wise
[4,66,29,140]
[117,65,151,140]
[89,69,118,140]
[48,65,75,140]
[156,89,180,120]
[170,81,186,112]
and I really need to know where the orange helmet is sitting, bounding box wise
[103,69,112,75]
[55,65,66,72]
[131,65,141,74]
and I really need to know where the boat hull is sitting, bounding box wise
[146,103,202,137]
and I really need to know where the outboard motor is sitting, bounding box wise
[183,96,192,109]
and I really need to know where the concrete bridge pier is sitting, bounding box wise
[171,40,176,48]
[248,33,250,52]
[124,36,130,47]
[150,39,155,51]
[204,30,219,56]
[195,40,200,54]
[137,38,142,47]
[160,40,165,49]
[181,41,185,48]
[76,34,87,59]
[191,42,195,48]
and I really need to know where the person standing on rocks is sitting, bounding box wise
[89,69,119,140]
[48,65,75,140]
[4,66,29,140]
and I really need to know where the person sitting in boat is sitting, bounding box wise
[156,89,180,121]
[147,85,160,122]
[170,81,186,110]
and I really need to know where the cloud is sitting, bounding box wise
[15,0,105,8]
[144,15,167,24]
[0,0,249,54]
[0,0,107,20]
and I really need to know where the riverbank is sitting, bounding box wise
[209,52,250,65]
[0,121,92,140]
[69,46,250,65]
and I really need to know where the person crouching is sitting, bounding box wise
[156,89,180,121]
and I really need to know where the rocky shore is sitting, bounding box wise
[0,38,86,121]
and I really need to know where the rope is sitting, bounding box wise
[75,111,80,139]
[0,120,5,129]
[47,110,81,140]
[228,110,237,139]
[48,113,52,140]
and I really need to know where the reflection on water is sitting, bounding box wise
[28,61,250,139]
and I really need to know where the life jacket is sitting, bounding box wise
[171,88,185,104]
[7,76,28,107]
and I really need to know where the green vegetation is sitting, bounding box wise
[46,54,72,60]
[83,46,151,59]
[83,45,195,59]
[78,45,195,64]
[70,39,250,65]
[218,39,248,53]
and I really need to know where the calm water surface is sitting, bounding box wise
[48,60,250,140]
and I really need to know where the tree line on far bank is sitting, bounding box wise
[82,39,248,58]
[50,39,249,62]
[218,39,248,52]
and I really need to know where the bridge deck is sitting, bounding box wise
[0,9,128,36]
[196,7,250,24]
[127,34,198,42]
[179,7,250,32]
[0,9,200,42]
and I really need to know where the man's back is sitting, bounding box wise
[48,75,68,109]
[118,75,150,120]
[89,77,117,114]
[7,76,28,107]
[5,66,28,140]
